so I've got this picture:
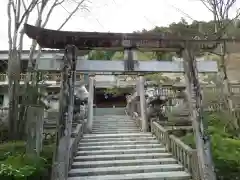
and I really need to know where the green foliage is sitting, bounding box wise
[111,52,124,60]
[181,112,240,180]
[0,142,54,180]
[87,18,240,62]
[0,142,26,161]
[88,50,116,60]
[0,155,47,179]
[181,133,195,149]
[151,19,240,38]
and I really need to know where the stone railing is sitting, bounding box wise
[151,121,201,180]
[69,119,86,168]
[0,73,84,82]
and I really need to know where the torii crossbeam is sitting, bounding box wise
[24,24,218,73]
[24,24,238,51]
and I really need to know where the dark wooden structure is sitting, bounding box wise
[24,24,238,52]
[24,23,218,180]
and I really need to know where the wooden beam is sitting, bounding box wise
[24,24,240,50]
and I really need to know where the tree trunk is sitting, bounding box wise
[8,48,21,140]
[219,43,239,130]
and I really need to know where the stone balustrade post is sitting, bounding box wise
[87,74,95,132]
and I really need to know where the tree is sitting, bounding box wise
[200,0,240,129]
[88,50,116,60]
[7,0,88,139]
[7,0,39,139]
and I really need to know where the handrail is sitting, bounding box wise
[0,73,84,82]
[69,121,86,169]
[151,121,200,180]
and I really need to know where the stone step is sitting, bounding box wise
[74,152,172,161]
[92,126,137,129]
[93,122,136,125]
[81,136,156,142]
[91,129,140,133]
[77,147,166,155]
[90,131,142,134]
[93,122,136,124]
[79,140,159,146]
[78,144,163,151]
[71,158,178,168]
[92,127,138,130]
[69,164,184,176]
[91,128,139,132]
[92,124,137,128]
[92,128,139,131]
[94,119,134,121]
[94,117,132,119]
[93,118,130,120]
[93,119,133,121]
[68,115,190,180]
[68,171,190,180]
[83,133,153,139]
[94,118,130,119]
[94,115,128,117]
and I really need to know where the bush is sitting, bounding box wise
[212,135,240,180]
[0,154,47,180]
[0,142,26,161]
[181,112,240,180]
[0,142,54,180]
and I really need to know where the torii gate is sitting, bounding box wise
[24,24,218,180]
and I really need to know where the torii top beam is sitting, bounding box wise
[24,24,238,51]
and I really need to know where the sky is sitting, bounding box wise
[0,0,239,50]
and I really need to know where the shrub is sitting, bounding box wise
[0,141,54,180]
[0,141,26,161]
[181,112,240,180]
[0,154,47,180]
[211,135,240,180]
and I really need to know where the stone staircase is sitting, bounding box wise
[68,115,191,180]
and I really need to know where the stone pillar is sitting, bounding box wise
[87,74,95,132]
[139,75,148,132]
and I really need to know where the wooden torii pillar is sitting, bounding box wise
[51,45,77,180]
[182,43,216,180]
